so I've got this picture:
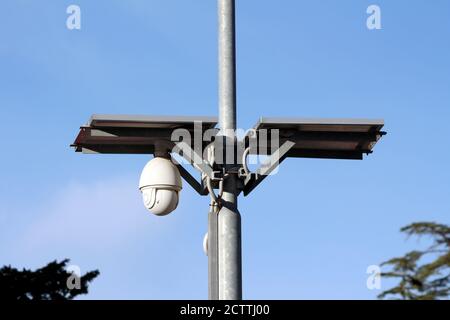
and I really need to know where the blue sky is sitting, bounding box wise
[0,0,449,299]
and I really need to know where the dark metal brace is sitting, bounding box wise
[172,158,209,196]
[242,140,296,196]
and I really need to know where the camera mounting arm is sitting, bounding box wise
[170,141,221,197]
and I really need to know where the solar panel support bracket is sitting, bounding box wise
[242,140,296,196]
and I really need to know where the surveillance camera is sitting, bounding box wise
[139,157,182,216]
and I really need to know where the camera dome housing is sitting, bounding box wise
[139,157,182,216]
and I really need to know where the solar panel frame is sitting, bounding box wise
[71,114,218,155]
[88,114,218,129]
[249,117,385,160]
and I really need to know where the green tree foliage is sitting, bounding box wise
[0,259,99,300]
[379,222,450,300]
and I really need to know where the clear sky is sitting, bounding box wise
[0,0,449,299]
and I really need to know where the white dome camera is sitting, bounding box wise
[139,157,182,216]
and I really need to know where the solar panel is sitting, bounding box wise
[240,117,386,195]
[88,114,218,129]
[71,114,218,154]
[250,117,385,160]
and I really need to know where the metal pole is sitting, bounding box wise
[218,0,237,131]
[215,0,242,300]
[208,204,219,300]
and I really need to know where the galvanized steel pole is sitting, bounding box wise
[218,0,237,131]
[212,0,242,300]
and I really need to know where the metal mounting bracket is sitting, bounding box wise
[242,140,296,196]
[171,141,218,196]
